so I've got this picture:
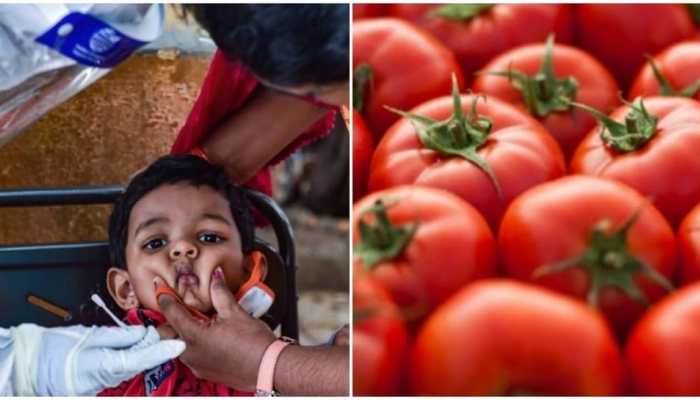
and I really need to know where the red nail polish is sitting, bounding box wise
[213,267,224,280]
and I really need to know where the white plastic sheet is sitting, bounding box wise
[0,4,164,147]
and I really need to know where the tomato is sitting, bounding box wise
[473,36,619,159]
[626,282,700,394]
[353,185,496,322]
[629,41,700,101]
[570,96,700,227]
[352,111,374,202]
[575,4,696,89]
[410,280,623,395]
[678,203,700,285]
[353,18,463,138]
[499,175,676,337]
[352,266,409,395]
[390,4,573,79]
[353,4,389,19]
[367,81,565,230]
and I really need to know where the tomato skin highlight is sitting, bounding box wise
[571,96,700,228]
[353,185,497,321]
[629,41,700,101]
[575,4,696,89]
[499,175,676,337]
[626,282,700,395]
[353,18,464,138]
[473,41,619,159]
[352,111,375,202]
[390,4,574,79]
[678,203,700,286]
[368,94,565,231]
[352,267,409,395]
[410,279,624,395]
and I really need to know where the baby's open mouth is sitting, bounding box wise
[174,261,200,289]
[176,272,200,287]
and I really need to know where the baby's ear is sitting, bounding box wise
[242,251,268,282]
[106,267,140,310]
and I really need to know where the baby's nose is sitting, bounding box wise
[169,239,198,259]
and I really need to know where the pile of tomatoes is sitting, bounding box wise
[352,4,700,395]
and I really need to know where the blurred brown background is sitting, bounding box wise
[0,53,207,244]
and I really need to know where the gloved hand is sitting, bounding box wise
[8,323,185,396]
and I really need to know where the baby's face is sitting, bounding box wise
[121,183,246,313]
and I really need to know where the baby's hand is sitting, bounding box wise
[157,323,179,340]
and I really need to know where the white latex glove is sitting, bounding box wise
[4,323,184,396]
[0,328,13,396]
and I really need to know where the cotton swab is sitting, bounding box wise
[91,294,128,328]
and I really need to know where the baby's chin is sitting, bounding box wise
[180,289,213,314]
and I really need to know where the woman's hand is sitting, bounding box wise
[158,268,349,395]
[155,270,276,392]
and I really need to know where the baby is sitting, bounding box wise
[99,154,265,396]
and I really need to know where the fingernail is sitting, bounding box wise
[153,276,162,289]
[213,267,224,280]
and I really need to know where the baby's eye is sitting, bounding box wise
[199,233,224,244]
[143,238,167,250]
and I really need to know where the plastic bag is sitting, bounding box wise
[0,4,164,147]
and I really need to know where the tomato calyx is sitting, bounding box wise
[572,97,658,153]
[354,199,418,268]
[430,4,494,22]
[645,55,700,98]
[386,75,502,196]
[533,206,674,307]
[484,35,579,118]
[353,63,374,113]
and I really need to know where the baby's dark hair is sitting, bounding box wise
[108,154,254,270]
[185,4,349,86]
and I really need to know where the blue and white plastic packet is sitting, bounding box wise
[0,4,164,146]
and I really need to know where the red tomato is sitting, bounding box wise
[368,87,565,231]
[626,282,700,394]
[678,203,700,285]
[353,18,463,138]
[353,185,496,322]
[570,96,700,227]
[473,37,619,159]
[353,111,374,201]
[629,41,700,101]
[353,267,409,395]
[410,280,624,395]
[499,175,676,337]
[353,4,389,19]
[390,4,574,79]
[575,4,696,89]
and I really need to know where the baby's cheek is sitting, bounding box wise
[133,278,159,311]
[222,263,247,291]
[129,268,160,310]
[208,252,244,284]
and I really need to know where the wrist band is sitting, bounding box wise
[255,337,295,396]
